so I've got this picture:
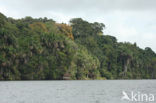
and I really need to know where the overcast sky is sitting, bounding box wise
[0,0,156,52]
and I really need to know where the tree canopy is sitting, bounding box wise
[0,13,156,80]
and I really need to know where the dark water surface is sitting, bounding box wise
[0,80,155,103]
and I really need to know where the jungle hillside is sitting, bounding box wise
[0,12,156,80]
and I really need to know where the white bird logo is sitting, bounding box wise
[121,91,130,101]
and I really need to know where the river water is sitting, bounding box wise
[0,80,155,103]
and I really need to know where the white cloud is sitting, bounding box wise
[0,0,155,52]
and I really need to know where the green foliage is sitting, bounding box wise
[0,13,155,80]
[70,18,105,38]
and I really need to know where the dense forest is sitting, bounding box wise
[0,12,156,80]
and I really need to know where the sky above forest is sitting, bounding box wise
[0,0,156,52]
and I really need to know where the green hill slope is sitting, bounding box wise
[0,13,156,80]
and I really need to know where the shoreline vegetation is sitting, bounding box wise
[0,12,156,80]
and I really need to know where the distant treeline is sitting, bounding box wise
[0,12,156,80]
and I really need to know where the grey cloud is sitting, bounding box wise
[0,0,156,52]
[1,0,156,14]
